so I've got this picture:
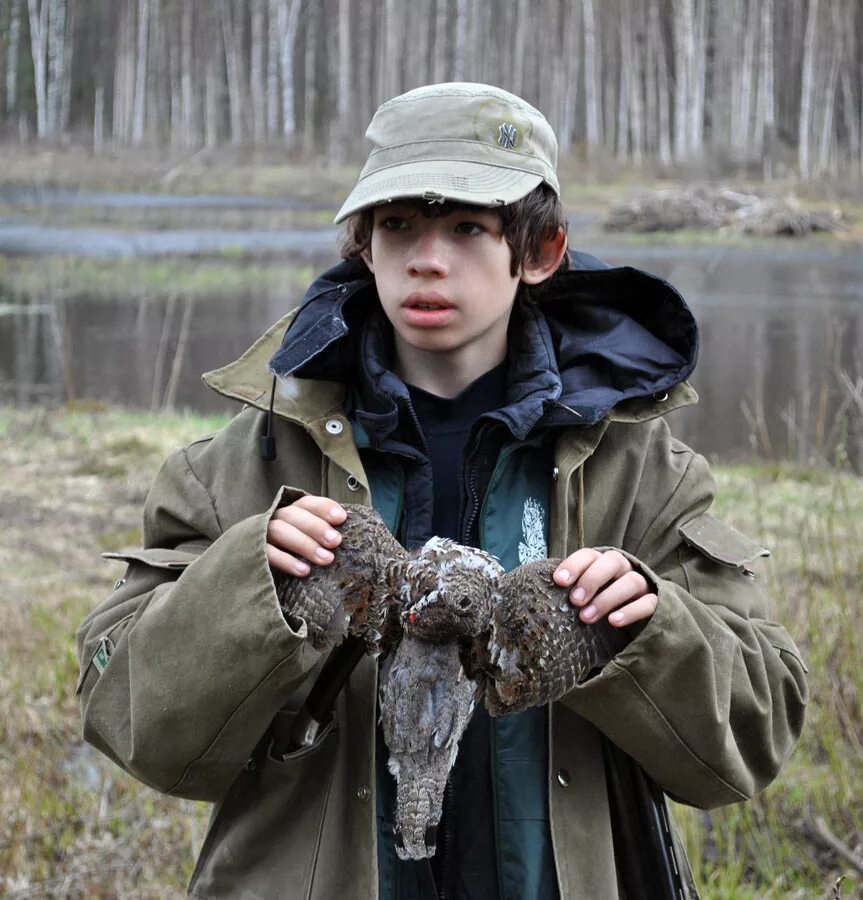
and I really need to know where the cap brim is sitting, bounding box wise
[334,160,545,223]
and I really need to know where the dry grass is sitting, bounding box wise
[0,404,861,896]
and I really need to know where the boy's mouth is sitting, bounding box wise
[402,292,455,310]
[401,293,457,328]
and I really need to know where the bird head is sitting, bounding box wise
[400,538,503,643]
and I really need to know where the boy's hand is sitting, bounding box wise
[266,496,347,577]
[553,549,658,628]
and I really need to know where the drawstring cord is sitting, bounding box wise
[576,464,585,550]
[260,375,277,461]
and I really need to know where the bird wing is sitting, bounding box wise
[277,503,408,654]
[486,559,630,715]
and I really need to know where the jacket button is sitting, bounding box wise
[556,768,571,787]
[346,475,361,492]
[357,785,371,801]
[325,419,344,435]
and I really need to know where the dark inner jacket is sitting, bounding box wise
[266,250,699,900]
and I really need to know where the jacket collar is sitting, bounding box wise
[203,255,699,431]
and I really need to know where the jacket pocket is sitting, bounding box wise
[188,711,339,900]
[678,513,769,573]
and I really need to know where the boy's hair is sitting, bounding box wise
[340,183,568,278]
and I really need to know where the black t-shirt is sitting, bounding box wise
[406,360,508,542]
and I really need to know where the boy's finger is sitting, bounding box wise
[293,495,347,523]
[265,543,312,577]
[553,548,601,587]
[573,551,632,605]
[266,519,335,565]
[273,504,343,547]
[579,570,649,623]
[607,594,659,627]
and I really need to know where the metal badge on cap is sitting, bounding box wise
[498,123,517,149]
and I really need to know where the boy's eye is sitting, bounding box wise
[379,216,409,231]
[454,221,485,236]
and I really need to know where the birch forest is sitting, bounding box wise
[0,0,861,179]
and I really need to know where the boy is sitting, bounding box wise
[77,84,807,899]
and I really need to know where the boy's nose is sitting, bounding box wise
[406,228,449,278]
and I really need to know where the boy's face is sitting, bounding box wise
[361,202,521,364]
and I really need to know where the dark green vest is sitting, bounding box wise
[369,436,560,900]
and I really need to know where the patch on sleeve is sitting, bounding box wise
[92,636,114,674]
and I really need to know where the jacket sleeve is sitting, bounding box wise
[560,430,808,809]
[76,445,324,802]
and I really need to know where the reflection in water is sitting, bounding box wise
[2,246,862,470]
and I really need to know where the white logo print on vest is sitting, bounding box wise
[517,497,547,564]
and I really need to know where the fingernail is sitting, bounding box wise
[556,568,570,584]
[324,529,340,543]
[572,587,586,604]
[315,547,333,561]
[581,605,596,621]
[610,611,624,625]
[330,507,345,519]
[295,561,310,575]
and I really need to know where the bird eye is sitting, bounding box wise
[458,597,471,609]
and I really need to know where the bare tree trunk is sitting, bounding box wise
[630,0,645,165]
[266,0,280,136]
[27,0,49,137]
[278,0,302,140]
[799,0,819,177]
[336,0,352,154]
[302,0,318,155]
[433,0,447,83]
[672,0,694,160]
[582,0,601,156]
[512,0,529,96]
[736,0,758,158]
[688,0,707,155]
[453,0,468,81]
[6,0,21,115]
[221,0,244,145]
[755,0,775,176]
[181,2,197,146]
[205,12,221,149]
[132,0,150,144]
[251,0,266,144]
[648,0,671,165]
[816,1,841,176]
[45,0,66,135]
[94,84,105,151]
[617,0,632,161]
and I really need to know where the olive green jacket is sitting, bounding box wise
[76,313,808,899]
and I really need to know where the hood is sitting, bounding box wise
[262,253,698,437]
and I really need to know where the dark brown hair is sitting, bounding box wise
[340,183,567,278]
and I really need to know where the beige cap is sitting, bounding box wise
[334,82,560,224]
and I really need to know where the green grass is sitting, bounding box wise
[0,404,861,896]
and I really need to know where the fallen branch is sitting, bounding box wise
[800,816,863,876]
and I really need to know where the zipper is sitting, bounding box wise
[460,425,491,545]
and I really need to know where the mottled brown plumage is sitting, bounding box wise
[277,508,629,860]
[483,559,630,715]
[276,503,407,655]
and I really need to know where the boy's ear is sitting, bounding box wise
[360,248,375,273]
[520,227,568,285]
